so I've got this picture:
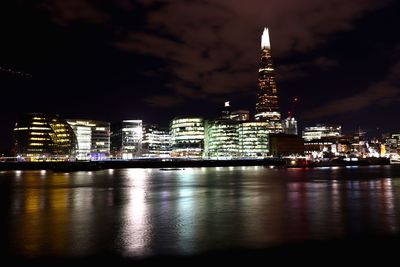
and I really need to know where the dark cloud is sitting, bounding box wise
[42,0,110,24]
[278,56,338,81]
[302,59,400,119]
[145,95,182,108]
[40,0,389,107]
[114,0,388,104]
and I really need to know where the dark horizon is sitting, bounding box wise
[1,0,400,151]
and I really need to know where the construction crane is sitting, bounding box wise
[287,96,299,119]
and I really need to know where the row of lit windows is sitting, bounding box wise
[30,137,49,141]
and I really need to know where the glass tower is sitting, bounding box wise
[255,28,282,133]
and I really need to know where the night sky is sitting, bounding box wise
[1,0,400,152]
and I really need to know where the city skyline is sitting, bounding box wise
[1,1,400,152]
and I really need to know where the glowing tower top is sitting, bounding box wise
[261,27,271,49]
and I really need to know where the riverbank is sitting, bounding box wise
[0,158,286,171]
[0,157,391,171]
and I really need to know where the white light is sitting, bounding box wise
[261,27,271,49]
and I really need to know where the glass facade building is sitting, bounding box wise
[255,28,282,134]
[67,120,110,160]
[302,124,341,141]
[282,117,298,135]
[14,113,77,161]
[170,117,204,158]
[111,120,143,159]
[239,122,270,158]
[230,110,250,121]
[142,124,171,158]
[205,120,240,159]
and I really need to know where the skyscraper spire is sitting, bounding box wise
[261,27,270,49]
[255,27,282,133]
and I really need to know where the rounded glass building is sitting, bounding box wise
[169,117,204,158]
[14,113,77,161]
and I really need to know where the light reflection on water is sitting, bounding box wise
[119,169,150,257]
[1,166,400,258]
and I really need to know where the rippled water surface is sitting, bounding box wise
[1,165,400,258]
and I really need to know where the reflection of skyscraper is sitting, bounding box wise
[255,28,282,133]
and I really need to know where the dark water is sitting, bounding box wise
[1,165,400,260]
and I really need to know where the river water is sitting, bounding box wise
[1,165,400,260]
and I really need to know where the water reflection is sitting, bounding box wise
[2,166,400,259]
[119,169,150,257]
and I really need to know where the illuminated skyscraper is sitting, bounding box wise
[255,28,282,133]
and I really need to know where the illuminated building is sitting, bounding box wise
[142,124,171,158]
[230,110,250,121]
[304,138,336,159]
[302,124,341,141]
[14,113,77,161]
[66,120,110,160]
[255,27,282,133]
[111,120,143,159]
[205,120,240,159]
[170,117,204,158]
[282,117,298,135]
[239,122,270,158]
[383,133,400,157]
[218,101,232,119]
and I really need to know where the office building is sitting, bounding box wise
[269,134,304,157]
[230,110,250,121]
[111,120,143,159]
[67,119,110,160]
[170,117,204,158]
[142,124,171,158]
[302,124,341,141]
[239,121,270,158]
[282,117,298,135]
[14,113,77,161]
[205,119,240,159]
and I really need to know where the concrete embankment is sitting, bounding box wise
[0,158,286,171]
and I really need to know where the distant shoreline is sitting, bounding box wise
[0,158,391,171]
